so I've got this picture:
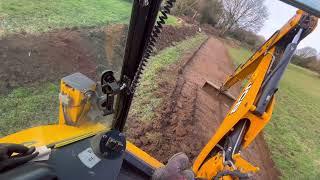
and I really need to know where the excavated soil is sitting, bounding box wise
[0,26,123,93]
[155,25,199,51]
[127,37,279,179]
[0,25,198,93]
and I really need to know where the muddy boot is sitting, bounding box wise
[152,152,194,180]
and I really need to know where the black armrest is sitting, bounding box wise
[0,162,57,180]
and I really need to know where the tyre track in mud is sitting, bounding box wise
[127,37,279,179]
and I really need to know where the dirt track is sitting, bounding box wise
[128,37,279,179]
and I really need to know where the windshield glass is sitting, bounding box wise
[280,0,320,17]
[0,0,132,139]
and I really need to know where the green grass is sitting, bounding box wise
[0,83,59,137]
[166,15,179,26]
[159,14,180,26]
[0,0,132,34]
[228,46,320,179]
[130,33,207,122]
[0,0,179,34]
[228,46,252,66]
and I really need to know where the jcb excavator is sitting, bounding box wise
[0,0,319,179]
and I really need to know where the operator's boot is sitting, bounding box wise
[152,152,194,180]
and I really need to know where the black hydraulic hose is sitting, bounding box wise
[255,28,303,116]
[129,0,176,94]
[224,120,248,163]
[213,170,249,180]
[113,0,175,131]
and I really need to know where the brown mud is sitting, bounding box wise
[127,37,279,179]
[0,25,198,93]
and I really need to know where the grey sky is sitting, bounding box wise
[259,0,320,52]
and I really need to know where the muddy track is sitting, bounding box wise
[127,37,279,179]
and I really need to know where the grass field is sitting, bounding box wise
[0,83,59,137]
[228,47,252,66]
[0,0,178,34]
[228,46,320,179]
[130,33,207,122]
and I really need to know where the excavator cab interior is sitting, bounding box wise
[0,0,319,179]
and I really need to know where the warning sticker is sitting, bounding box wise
[78,148,101,168]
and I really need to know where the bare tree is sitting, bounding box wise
[219,0,268,35]
[292,47,320,72]
[295,46,318,58]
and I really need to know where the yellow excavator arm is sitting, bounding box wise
[193,10,317,179]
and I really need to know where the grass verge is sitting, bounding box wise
[130,33,208,122]
[0,0,179,34]
[228,46,252,66]
[227,46,320,179]
[0,83,59,137]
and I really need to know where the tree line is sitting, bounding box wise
[292,47,320,74]
[172,0,320,74]
[172,0,268,49]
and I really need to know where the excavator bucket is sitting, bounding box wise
[202,80,236,104]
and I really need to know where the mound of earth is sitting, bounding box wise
[155,25,199,51]
[126,37,279,179]
[0,25,199,93]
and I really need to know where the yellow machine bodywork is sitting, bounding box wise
[0,125,163,169]
[0,73,163,171]
[0,73,106,147]
[0,124,106,148]
[193,46,276,179]
[0,74,104,146]
[193,10,318,179]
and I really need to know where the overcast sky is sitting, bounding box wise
[259,0,320,52]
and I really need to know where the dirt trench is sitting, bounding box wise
[127,37,279,179]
